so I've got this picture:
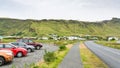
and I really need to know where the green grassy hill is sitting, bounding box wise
[0,18,120,37]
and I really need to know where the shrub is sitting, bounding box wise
[59,45,66,51]
[110,38,116,41]
[25,63,39,68]
[44,50,56,63]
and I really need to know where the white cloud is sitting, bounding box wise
[0,0,120,21]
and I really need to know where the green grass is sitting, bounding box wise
[2,39,16,43]
[37,49,69,68]
[1,38,79,45]
[1,18,120,36]
[35,40,79,46]
[80,43,108,68]
[96,41,120,49]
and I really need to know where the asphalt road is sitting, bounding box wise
[0,44,58,68]
[58,43,83,68]
[84,41,120,68]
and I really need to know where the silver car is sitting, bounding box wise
[10,42,35,53]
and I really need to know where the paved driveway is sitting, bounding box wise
[58,43,83,68]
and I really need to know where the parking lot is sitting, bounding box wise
[1,44,58,68]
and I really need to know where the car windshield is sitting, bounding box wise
[10,44,18,48]
[20,42,27,46]
[11,42,18,46]
[29,40,34,43]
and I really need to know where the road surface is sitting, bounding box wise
[84,41,120,68]
[58,43,83,68]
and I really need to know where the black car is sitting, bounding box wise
[10,42,35,53]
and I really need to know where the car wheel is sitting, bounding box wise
[36,46,40,50]
[17,52,23,57]
[0,57,4,66]
[27,48,32,53]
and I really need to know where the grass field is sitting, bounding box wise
[1,18,120,36]
[96,41,120,49]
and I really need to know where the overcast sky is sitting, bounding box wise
[0,0,120,21]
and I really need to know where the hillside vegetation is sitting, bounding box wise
[0,18,120,36]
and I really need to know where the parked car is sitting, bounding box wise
[10,42,35,53]
[0,50,14,66]
[0,43,27,57]
[17,39,43,50]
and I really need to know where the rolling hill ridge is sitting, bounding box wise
[0,18,120,37]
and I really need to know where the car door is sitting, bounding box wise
[19,43,26,49]
[0,44,10,50]
[4,44,16,56]
[0,44,4,50]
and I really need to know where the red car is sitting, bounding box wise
[0,43,27,57]
[17,39,43,50]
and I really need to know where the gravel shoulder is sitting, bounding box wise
[1,44,58,68]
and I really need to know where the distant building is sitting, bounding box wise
[23,37,37,39]
[41,37,48,40]
[67,36,77,40]
[67,36,85,40]
[49,34,59,40]
[107,36,118,41]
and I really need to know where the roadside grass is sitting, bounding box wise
[1,39,16,43]
[96,41,120,49]
[35,44,73,68]
[80,43,108,68]
[35,40,79,46]
[1,38,79,46]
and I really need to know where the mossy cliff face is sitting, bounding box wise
[0,18,120,36]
